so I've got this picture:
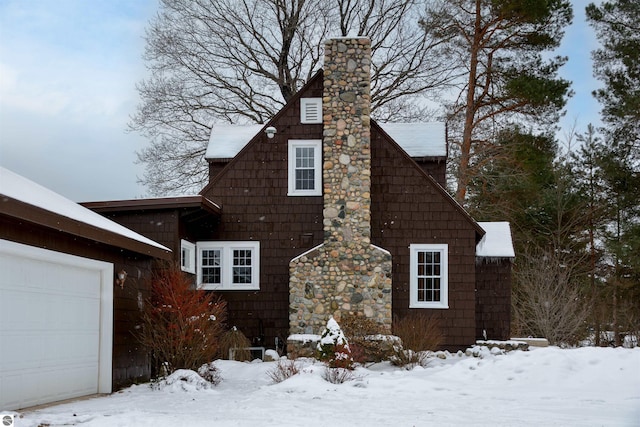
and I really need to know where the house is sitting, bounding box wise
[0,167,171,410]
[85,37,514,353]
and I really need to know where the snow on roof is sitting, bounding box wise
[205,122,446,159]
[378,122,446,157]
[476,222,515,258]
[0,167,170,252]
[206,124,264,159]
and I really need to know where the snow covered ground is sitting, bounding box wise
[10,346,640,427]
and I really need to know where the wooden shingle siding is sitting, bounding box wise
[200,75,325,346]
[370,131,478,350]
[475,259,512,340]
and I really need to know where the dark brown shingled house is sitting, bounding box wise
[85,37,514,353]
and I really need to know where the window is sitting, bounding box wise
[196,241,260,290]
[409,244,448,309]
[180,240,196,274]
[300,98,322,123]
[288,140,322,196]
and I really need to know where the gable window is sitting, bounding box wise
[288,140,322,196]
[180,240,196,274]
[409,244,448,309]
[196,241,260,290]
[300,98,322,123]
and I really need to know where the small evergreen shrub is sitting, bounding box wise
[317,317,354,370]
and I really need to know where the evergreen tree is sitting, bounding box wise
[423,0,573,202]
[586,0,640,346]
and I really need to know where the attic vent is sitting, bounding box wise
[300,98,322,124]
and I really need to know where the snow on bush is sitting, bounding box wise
[153,369,216,392]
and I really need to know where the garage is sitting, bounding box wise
[0,239,113,410]
[0,167,172,410]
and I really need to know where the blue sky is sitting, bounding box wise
[0,0,602,201]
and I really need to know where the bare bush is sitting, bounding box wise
[322,366,356,384]
[392,313,443,352]
[340,314,394,363]
[267,359,300,384]
[389,349,431,370]
[513,247,590,346]
[136,263,227,376]
[219,327,252,361]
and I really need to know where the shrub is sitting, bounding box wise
[198,362,223,385]
[136,263,227,377]
[340,314,394,363]
[389,348,430,370]
[317,317,354,370]
[219,327,252,361]
[390,313,443,369]
[322,366,356,384]
[392,313,443,352]
[267,358,300,383]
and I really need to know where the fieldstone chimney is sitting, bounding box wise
[289,38,392,338]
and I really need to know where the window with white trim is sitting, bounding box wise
[300,98,322,123]
[288,140,322,196]
[180,239,196,274]
[196,241,260,290]
[409,244,448,309]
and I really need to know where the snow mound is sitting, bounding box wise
[155,369,216,392]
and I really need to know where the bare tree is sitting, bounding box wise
[131,0,453,195]
[513,246,590,346]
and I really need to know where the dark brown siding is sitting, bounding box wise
[370,132,479,351]
[475,259,512,340]
[199,73,482,351]
[414,158,447,188]
[0,215,154,390]
[201,75,325,347]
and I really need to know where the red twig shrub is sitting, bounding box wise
[136,264,227,376]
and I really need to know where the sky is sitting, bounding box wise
[0,0,603,202]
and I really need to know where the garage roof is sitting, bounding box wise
[0,167,171,259]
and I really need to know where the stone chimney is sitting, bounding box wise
[289,38,392,338]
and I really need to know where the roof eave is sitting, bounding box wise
[1,197,172,260]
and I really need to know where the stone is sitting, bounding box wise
[339,92,356,102]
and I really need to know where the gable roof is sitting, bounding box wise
[0,167,171,259]
[206,123,447,160]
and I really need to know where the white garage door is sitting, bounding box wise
[0,240,113,410]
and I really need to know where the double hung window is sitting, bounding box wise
[409,244,448,309]
[288,140,322,196]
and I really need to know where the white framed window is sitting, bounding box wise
[300,98,322,123]
[288,139,322,196]
[196,241,260,290]
[409,244,449,309]
[180,239,196,274]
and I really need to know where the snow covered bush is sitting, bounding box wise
[317,317,354,370]
[136,263,227,377]
[152,369,215,391]
[198,362,223,385]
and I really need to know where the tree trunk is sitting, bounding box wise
[456,0,481,203]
